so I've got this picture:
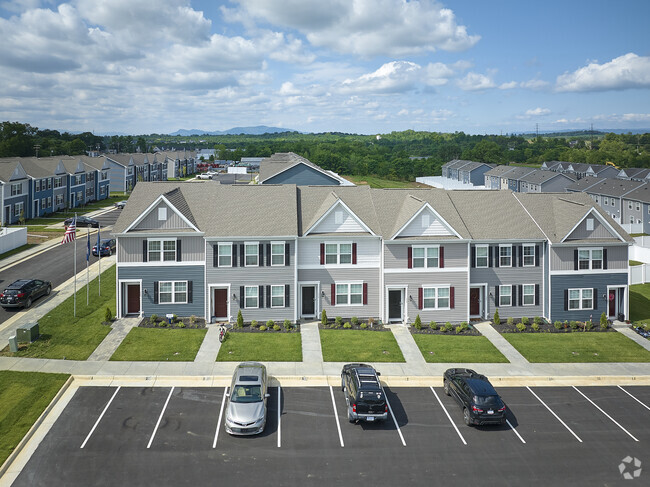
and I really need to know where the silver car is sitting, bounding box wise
[225,362,269,435]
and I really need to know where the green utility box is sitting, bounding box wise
[16,322,39,343]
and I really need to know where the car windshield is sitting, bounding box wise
[231,384,262,403]
[474,395,501,407]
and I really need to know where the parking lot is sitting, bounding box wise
[10,384,649,486]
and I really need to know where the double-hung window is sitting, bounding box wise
[271,285,285,307]
[326,243,352,265]
[578,248,603,270]
[159,281,187,304]
[568,288,593,310]
[499,285,512,306]
[13,202,23,217]
[522,284,535,306]
[422,286,450,309]
[218,243,232,267]
[149,239,176,262]
[604,196,609,205]
[35,180,41,192]
[245,242,258,266]
[335,283,363,305]
[499,245,512,267]
[244,286,258,309]
[475,245,488,268]
[271,242,285,266]
[413,246,439,268]
[523,244,535,266]
[11,183,21,196]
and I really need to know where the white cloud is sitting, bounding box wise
[622,113,650,122]
[525,107,551,116]
[340,61,422,94]
[520,79,549,90]
[431,108,454,121]
[457,72,496,91]
[398,108,409,116]
[556,53,650,92]
[499,81,518,90]
[227,0,479,57]
[0,0,41,13]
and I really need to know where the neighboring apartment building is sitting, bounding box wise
[621,183,650,233]
[484,165,515,190]
[574,178,645,223]
[441,159,492,186]
[112,182,632,324]
[519,169,575,193]
[258,152,353,186]
[541,161,619,180]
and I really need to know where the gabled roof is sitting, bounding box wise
[442,159,472,169]
[503,166,537,180]
[259,152,353,185]
[543,161,571,171]
[565,176,601,192]
[620,182,650,205]
[0,160,28,182]
[457,161,493,173]
[618,167,650,180]
[583,178,645,198]
[484,165,516,177]
[519,169,575,184]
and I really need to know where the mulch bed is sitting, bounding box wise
[227,323,300,333]
[492,320,615,334]
[318,320,388,331]
[410,325,481,336]
[139,316,206,329]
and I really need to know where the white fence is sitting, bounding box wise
[631,264,650,285]
[416,176,485,190]
[634,236,650,248]
[621,223,644,234]
[0,227,27,255]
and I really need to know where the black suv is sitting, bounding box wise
[341,363,388,423]
[0,279,52,309]
[443,368,506,426]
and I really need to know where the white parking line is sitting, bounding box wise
[329,385,345,447]
[617,386,650,411]
[382,387,406,447]
[80,386,121,449]
[506,419,526,444]
[429,387,467,446]
[147,387,174,449]
[526,386,582,442]
[213,387,228,448]
[572,386,639,442]
[277,386,282,448]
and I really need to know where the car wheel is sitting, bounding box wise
[108,249,112,256]
[45,286,51,296]
[25,298,32,308]
[443,379,450,396]
[463,408,472,426]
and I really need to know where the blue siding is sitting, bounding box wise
[265,164,339,186]
[550,273,627,322]
[469,166,491,186]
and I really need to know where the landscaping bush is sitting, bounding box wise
[534,316,543,325]
[516,323,526,332]
[321,309,328,326]
[172,314,178,323]
[360,323,368,329]
[439,326,447,333]
[570,321,579,330]
[104,307,113,322]
[413,315,422,330]
[251,320,258,328]
[600,312,608,327]
[267,320,275,328]
[236,310,244,328]
[335,316,343,326]
[521,316,529,325]
[493,309,500,325]
[273,324,281,331]
[455,325,463,334]
[190,315,197,325]
[368,317,375,327]
[259,325,267,331]
[506,317,514,326]
[460,322,469,331]
[445,322,453,332]
[532,322,540,332]
[343,322,352,329]
[585,321,594,331]
[351,316,359,326]
[554,321,562,330]
[429,321,437,330]
[150,314,158,323]
[600,322,608,331]
[177,322,186,328]
[283,319,292,330]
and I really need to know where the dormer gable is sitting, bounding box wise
[9,163,28,181]
[392,202,460,239]
[305,198,373,235]
[125,193,200,233]
[562,207,625,242]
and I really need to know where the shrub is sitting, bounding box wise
[172,314,178,323]
[267,320,275,328]
[439,326,447,333]
[343,322,352,329]
[251,320,258,328]
[521,316,529,325]
[554,321,562,330]
[104,307,113,322]
[150,313,158,323]
[283,319,292,330]
[321,309,328,326]
[360,323,368,329]
[368,317,375,327]
[600,322,608,331]
[259,325,267,331]
[236,310,244,328]
[413,315,422,330]
[429,322,438,331]
[455,326,463,334]
[177,322,186,328]
[534,316,543,325]
[531,322,540,332]
[570,321,579,330]
[493,309,500,325]
[460,322,469,331]
[516,323,526,332]
[445,322,453,332]
[585,321,594,331]
[335,316,343,326]
[600,312,608,327]
[506,317,514,326]
[273,324,281,331]
[351,316,359,326]
[160,322,168,328]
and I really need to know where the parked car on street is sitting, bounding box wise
[0,279,52,309]
[92,238,116,256]
[64,216,100,228]
[443,368,507,426]
[224,362,270,435]
[114,200,127,209]
[341,363,388,423]
[196,171,217,180]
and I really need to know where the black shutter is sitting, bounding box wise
[143,240,148,262]
[488,246,493,268]
[512,245,517,267]
[535,284,540,306]
[285,243,290,266]
[564,290,568,311]
[518,285,523,307]
[603,249,608,269]
[512,286,517,307]
[188,281,193,303]
[285,284,290,308]
[213,244,218,267]
[574,249,579,271]
[593,288,598,310]
[518,245,523,267]
[259,243,263,266]
[240,286,244,308]
[259,286,264,308]
[266,243,271,266]
[153,281,158,304]
[363,283,368,305]
[495,286,499,305]
[265,285,270,308]
[471,246,475,268]
[233,243,238,267]
[494,246,499,267]
[535,245,540,267]
[240,244,244,267]
[176,239,181,262]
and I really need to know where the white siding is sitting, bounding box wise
[399,209,454,237]
[298,237,381,268]
[311,204,367,233]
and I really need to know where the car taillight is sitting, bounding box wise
[472,405,483,413]
[498,405,506,412]
[385,404,388,412]
[352,404,356,413]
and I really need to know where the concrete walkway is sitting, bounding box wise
[87,317,140,361]
[612,322,650,352]
[194,325,223,362]
[473,322,529,364]
[300,322,324,374]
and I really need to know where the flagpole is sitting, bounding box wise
[74,213,77,317]
[86,227,90,306]
[98,224,101,297]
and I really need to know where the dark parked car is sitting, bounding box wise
[341,363,388,423]
[443,368,506,426]
[92,238,116,256]
[0,279,52,309]
[64,216,99,228]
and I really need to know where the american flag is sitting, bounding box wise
[62,217,76,244]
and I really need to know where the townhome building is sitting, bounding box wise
[483,165,515,190]
[621,183,650,234]
[441,159,492,185]
[258,152,353,186]
[541,161,619,180]
[616,167,650,182]
[156,151,197,178]
[577,179,644,223]
[519,169,575,193]
[112,181,632,325]
[0,160,30,225]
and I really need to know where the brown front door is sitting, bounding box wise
[608,290,616,317]
[214,289,228,318]
[127,284,140,314]
[470,287,480,316]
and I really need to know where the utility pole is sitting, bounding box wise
[535,123,539,138]
[33,144,40,158]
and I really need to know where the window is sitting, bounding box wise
[611,198,615,207]
[54,177,63,188]
[630,216,634,224]
[101,171,108,180]
[218,243,232,267]
[578,248,603,270]
[271,285,285,307]
[499,285,512,306]
[568,288,593,310]
[335,283,363,305]
[158,207,167,220]
[100,186,106,196]
[245,286,258,308]
[11,183,22,196]
[475,245,488,268]
[13,202,23,217]
[41,198,45,208]
[56,194,64,205]
[35,180,41,192]
[423,286,450,309]
[413,246,439,268]
[148,239,176,262]
[523,244,535,266]
[603,197,609,205]
[499,245,512,267]
[325,243,352,265]
[159,281,187,304]
[47,196,51,207]
[523,284,535,306]
[74,175,82,185]
[628,201,633,209]
[245,242,259,266]
[586,218,594,231]
[271,242,285,266]
[636,202,641,211]
[86,188,93,197]
[76,191,83,202]
[87,172,94,181]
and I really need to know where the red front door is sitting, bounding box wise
[127,284,140,314]
[214,289,228,318]
[470,288,480,316]
[608,290,616,317]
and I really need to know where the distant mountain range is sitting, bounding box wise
[168,126,299,136]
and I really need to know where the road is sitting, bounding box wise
[0,209,120,324]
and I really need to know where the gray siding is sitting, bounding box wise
[471,267,543,319]
[118,236,205,262]
[566,216,616,240]
[541,176,574,192]
[550,245,628,271]
[135,201,193,230]
[550,273,627,322]
[119,265,204,317]
[384,242,467,269]
[264,164,339,186]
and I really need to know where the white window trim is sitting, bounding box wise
[148,238,177,262]
[271,285,285,308]
[412,245,440,269]
[335,281,363,307]
[475,244,488,268]
[159,281,188,304]
[11,183,22,196]
[499,244,512,268]
[271,241,285,267]
[244,241,259,267]
[325,242,353,266]
[499,285,512,307]
[577,247,603,270]
[421,285,451,310]
[522,244,536,267]
[13,202,24,217]
[218,242,232,267]
[522,284,535,306]
[244,285,259,309]
[568,288,593,310]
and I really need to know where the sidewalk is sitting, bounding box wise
[87,316,140,361]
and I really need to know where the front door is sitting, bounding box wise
[33,200,39,218]
[126,284,140,314]
[388,290,402,321]
[214,289,228,319]
[470,287,481,316]
[301,286,315,316]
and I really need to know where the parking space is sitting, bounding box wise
[9,384,650,486]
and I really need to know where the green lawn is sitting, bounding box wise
[0,243,37,261]
[630,283,650,324]
[342,174,416,188]
[0,266,115,360]
[110,328,207,361]
[503,333,650,363]
[0,371,69,465]
[320,329,405,362]
[216,333,302,362]
[412,334,509,363]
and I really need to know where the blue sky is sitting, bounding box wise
[0,0,649,135]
